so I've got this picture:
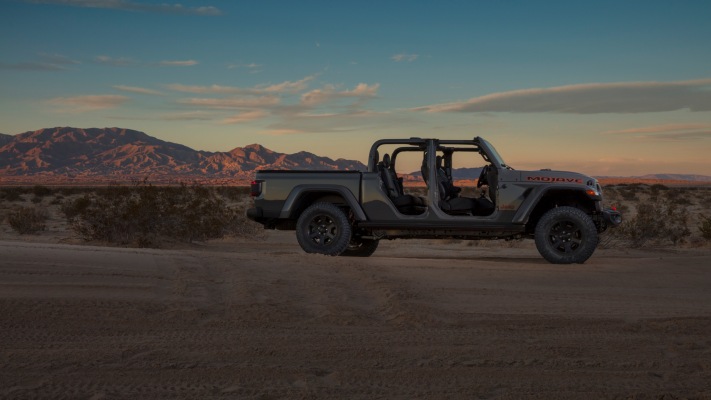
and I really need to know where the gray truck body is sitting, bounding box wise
[247,137,621,263]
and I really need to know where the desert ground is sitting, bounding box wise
[1,232,710,399]
[1,185,711,399]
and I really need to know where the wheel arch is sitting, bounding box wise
[280,185,367,221]
[515,187,597,234]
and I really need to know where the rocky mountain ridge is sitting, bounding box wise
[0,127,366,182]
[1,127,709,184]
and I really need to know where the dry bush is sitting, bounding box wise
[215,186,250,202]
[227,204,267,238]
[618,188,638,201]
[61,182,256,247]
[32,185,53,198]
[699,214,711,241]
[7,206,48,234]
[609,200,691,247]
[0,187,24,202]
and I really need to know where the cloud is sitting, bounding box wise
[259,76,316,94]
[166,83,247,95]
[391,53,419,62]
[158,111,217,121]
[94,55,139,67]
[264,110,391,135]
[156,60,198,67]
[167,75,316,95]
[0,61,67,71]
[113,85,164,95]
[301,83,380,106]
[95,56,198,67]
[164,76,381,132]
[603,123,711,141]
[227,63,263,73]
[222,110,269,124]
[413,78,711,114]
[0,53,79,71]
[47,94,129,112]
[177,96,280,109]
[26,0,222,16]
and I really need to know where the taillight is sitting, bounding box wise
[250,180,263,197]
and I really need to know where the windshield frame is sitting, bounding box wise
[476,137,510,169]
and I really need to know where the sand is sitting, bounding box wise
[1,232,711,399]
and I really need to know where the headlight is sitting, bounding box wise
[585,180,601,198]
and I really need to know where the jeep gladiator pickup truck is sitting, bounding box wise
[247,137,621,264]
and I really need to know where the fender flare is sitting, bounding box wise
[512,185,594,224]
[279,184,367,221]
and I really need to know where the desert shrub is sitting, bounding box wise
[32,185,53,198]
[613,200,691,247]
[216,186,249,202]
[62,183,243,246]
[665,188,693,206]
[649,184,669,197]
[0,187,24,202]
[59,187,80,196]
[618,188,638,201]
[61,195,91,219]
[7,206,48,234]
[699,214,711,241]
[227,204,267,238]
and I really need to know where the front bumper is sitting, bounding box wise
[593,208,622,233]
[602,209,622,227]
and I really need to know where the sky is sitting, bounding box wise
[1,0,711,176]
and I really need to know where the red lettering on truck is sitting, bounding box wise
[526,176,583,184]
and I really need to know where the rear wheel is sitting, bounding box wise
[534,206,598,264]
[296,202,352,256]
[341,238,379,257]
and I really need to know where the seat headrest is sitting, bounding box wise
[382,153,391,168]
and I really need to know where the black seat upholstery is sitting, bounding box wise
[435,156,461,200]
[378,154,425,214]
[425,155,494,216]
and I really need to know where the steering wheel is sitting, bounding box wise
[477,165,490,188]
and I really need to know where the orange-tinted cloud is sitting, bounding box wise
[47,94,129,112]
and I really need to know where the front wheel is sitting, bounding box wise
[534,206,598,264]
[296,202,352,256]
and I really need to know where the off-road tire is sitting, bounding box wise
[534,206,598,264]
[341,238,379,257]
[296,202,352,256]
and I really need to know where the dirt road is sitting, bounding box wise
[1,234,710,399]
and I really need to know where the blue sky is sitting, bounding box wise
[2,0,711,175]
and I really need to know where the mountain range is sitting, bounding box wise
[0,127,365,183]
[1,127,710,184]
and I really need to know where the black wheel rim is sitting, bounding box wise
[307,214,338,247]
[548,220,582,254]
